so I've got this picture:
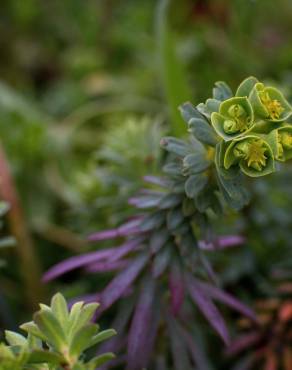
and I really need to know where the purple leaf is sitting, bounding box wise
[127,277,159,370]
[169,262,185,316]
[179,326,212,370]
[85,260,129,273]
[99,254,148,313]
[143,175,169,187]
[128,195,162,209]
[42,240,141,282]
[199,235,245,251]
[108,238,143,263]
[196,281,258,323]
[225,332,261,356]
[152,248,171,278]
[167,316,192,370]
[88,218,143,242]
[42,248,116,282]
[98,299,135,359]
[186,274,230,345]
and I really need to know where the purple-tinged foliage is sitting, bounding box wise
[44,79,261,368]
[88,218,143,241]
[186,274,230,345]
[169,262,185,316]
[42,239,142,282]
[199,235,246,250]
[127,277,159,370]
[98,254,148,314]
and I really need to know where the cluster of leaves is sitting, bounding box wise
[42,78,286,369]
[0,293,116,370]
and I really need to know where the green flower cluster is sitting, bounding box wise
[205,77,292,177]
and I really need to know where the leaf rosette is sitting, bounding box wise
[223,135,275,177]
[267,125,292,162]
[249,82,292,122]
[211,97,254,140]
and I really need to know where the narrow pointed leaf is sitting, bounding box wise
[186,275,230,345]
[100,254,148,312]
[127,277,158,370]
[87,353,115,368]
[196,281,258,322]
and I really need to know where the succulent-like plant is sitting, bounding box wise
[43,77,292,369]
[0,293,116,370]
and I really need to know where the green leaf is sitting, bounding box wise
[235,76,258,97]
[28,349,64,365]
[67,301,84,338]
[159,193,183,209]
[89,329,117,347]
[20,322,47,342]
[5,331,27,347]
[69,303,99,338]
[87,353,115,368]
[179,102,218,146]
[167,208,184,230]
[215,143,250,210]
[212,81,233,101]
[27,333,42,350]
[51,293,69,329]
[69,324,99,357]
[197,98,221,119]
[150,229,169,253]
[185,174,208,199]
[188,117,219,147]
[140,211,165,231]
[33,310,66,351]
[179,101,201,123]
[163,161,183,176]
[152,247,172,277]
[183,153,210,174]
[160,137,191,157]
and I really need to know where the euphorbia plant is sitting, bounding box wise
[43,77,292,369]
[0,293,116,369]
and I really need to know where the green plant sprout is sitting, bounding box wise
[0,293,116,370]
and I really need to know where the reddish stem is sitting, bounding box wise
[0,143,43,308]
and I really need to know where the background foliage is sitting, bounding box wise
[1,0,292,369]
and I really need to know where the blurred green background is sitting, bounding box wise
[1,0,292,367]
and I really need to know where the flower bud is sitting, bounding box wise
[211,97,254,141]
[280,131,292,150]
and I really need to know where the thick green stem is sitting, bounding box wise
[0,143,43,309]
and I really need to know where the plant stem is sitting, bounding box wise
[0,143,43,309]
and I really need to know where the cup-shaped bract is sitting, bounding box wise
[235,76,259,97]
[267,125,292,162]
[211,97,254,141]
[249,82,292,122]
[223,135,275,177]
